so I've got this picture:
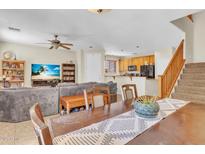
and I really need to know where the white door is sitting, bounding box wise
[84,52,102,82]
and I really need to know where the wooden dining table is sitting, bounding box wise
[48,100,205,144]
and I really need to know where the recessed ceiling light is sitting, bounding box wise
[8,26,21,32]
[88,9,111,14]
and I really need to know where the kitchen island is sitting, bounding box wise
[105,75,158,96]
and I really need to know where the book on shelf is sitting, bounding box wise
[1,60,25,83]
[62,63,75,83]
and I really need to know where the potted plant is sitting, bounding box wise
[134,96,160,118]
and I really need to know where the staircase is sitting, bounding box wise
[172,62,205,104]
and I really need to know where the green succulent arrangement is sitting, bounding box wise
[134,96,160,118]
[137,96,158,104]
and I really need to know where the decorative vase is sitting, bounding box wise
[134,96,160,118]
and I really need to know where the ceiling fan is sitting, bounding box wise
[38,35,73,50]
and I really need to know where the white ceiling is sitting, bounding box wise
[0,9,200,56]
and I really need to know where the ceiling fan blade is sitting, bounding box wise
[48,40,53,42]
[60,44,71,50]
[61,43,73,46]
[36,43,51,44]
[49,46,54,49]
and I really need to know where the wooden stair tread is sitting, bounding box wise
[172,92,205,102]
[175,86,205,95]
[185,62,205,68]
[183,67,205,73]
[181,74,205,80]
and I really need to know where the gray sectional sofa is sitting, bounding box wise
[0,81,117,122]
[0,87,59,122]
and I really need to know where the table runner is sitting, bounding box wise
[53,98,189,145]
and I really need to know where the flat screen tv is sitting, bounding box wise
[31,64,60,80]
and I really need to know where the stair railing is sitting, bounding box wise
[158,40,185,98]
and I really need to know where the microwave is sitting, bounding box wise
[128,65,137,71]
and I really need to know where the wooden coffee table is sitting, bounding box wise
[60,94,109,113]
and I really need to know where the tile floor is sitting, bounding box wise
[0,95,123,145]
[0,114,59,145]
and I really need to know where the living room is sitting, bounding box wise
[1,1,205,153]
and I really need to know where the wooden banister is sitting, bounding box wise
[187,14,193,23]
[158,40,185,98]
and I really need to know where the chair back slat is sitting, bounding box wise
[29,103,53,145]
[83,89,90,110]
[94,85,111,104]
[93,95,104,108]
[83,85,110,110]
[121,84,138,101]
[34,104,45,123]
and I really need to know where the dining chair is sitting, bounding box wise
[92,94,105,108]
[83,89,90,110]
[83,86,108,109]
[121,84,138,101]
[29,103,53,145]
[94,85,111,105]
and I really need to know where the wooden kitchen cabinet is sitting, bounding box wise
[119,59,124,72]
[149,55,155,64]
[123,59,129,72]
[118,55,154,72]
[128,58,132,66]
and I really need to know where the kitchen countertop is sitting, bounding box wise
[104,75,157,80]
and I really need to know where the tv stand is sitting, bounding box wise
[32,79,60,87]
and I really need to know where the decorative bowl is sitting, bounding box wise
[134,96,160,118]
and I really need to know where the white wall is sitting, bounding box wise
[172,10,205,63]
[145,79,158,96]
[76,49,83,83]
[172,17,193,63]
[82,48,105,83]
[154,48,174,76]
[84,52,103,82]
[0,42,77,86]
[193,11,205,62]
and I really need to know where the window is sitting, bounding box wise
[104,60,117,73]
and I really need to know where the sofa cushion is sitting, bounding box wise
[57,82,77,87]
[96,81,117,94]
[59,82,96,97]
[0,87,58,122]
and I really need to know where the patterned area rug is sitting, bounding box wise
[53,98,189,145]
